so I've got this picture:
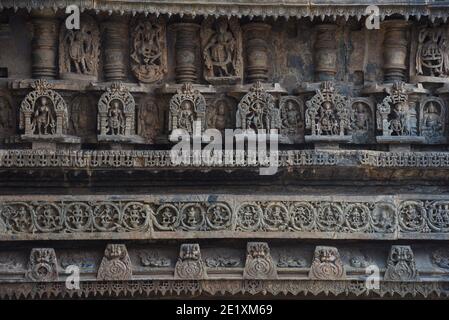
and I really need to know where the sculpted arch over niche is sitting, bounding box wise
[97,82,143,143]
[130,17,167,83]
[236,81,280,132]
[200,17,243,84]
[59,14,100,81]
[19,80,79,143]
[305,81,353,143]
[169,83,207,136]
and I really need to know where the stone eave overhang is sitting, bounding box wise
[1,0,449,20]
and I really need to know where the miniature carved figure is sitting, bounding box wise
[59,15,100,80]
[236,82,280,131]
[131,18,167,83]
[169,83,207,135]
[201,17,243,83]
[420,97,446,143]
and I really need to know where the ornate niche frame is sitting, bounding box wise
[19,80,80,144]
[130,16,167,83]
[419,96,447,144]
[304,81,353,144]
[376,81,426,144]
[200,16,243,85]
[236,81,281,132]
[168,83,207,138]
[97,82,144,143]
[279,96,304,144]
[59,14,100,81]
[350,97,375,144]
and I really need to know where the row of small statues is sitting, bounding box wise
[58,15,449,84]
[15,79,447,146]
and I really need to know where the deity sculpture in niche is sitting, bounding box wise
[69,95,96,141]
[200,17,243,84]
[350,98,374,143]
[19,80,79,143]
[419,97,446,143]
[416,26,449,78]
[206,96,235,132]
[279,96,304,143]
[376,81,425,144]
[169,83,207,136]
[97,82,143,143]
[130,17,167,83]
[138,96,163,144]
[236,81,281,132]
[0,92,14,140]
[305,81,353,143]
[59,15,100,80]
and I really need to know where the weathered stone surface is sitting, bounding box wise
[0,2,449,299]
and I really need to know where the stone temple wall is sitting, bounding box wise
[0,0,449,299]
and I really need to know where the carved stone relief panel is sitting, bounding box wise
[236,81,280,131]
[350,97,375,143]
[376,81,425,143]
[130,17,167,83]
[97,82,143,143]
[26,248,58,282]
[19,80,79,143]
[206,95,236,132]
[138,95,164,144]
[0,91,14,141]
[68,94,96,142]
[415,25,449,79]
[174,243,207,280]
[419,96,446,143]
[169,83,207,135]
[243,242,277,279]
[59,14,100,81]
[97,244,132,281]
[384,245,419,281]
[200,17,243,84]
[305,81,353,143]
[279,96,304,143]
[432,249,449,269]
[308,246,346,280]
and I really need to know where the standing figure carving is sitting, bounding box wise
[130,17,167,83]
[169,83,207,135]
[19,80,77,143]
[59,15,100,80]
[376,82,421,139]
[236,82,280,132]
[97,82,143,143]
[201,17,243,84]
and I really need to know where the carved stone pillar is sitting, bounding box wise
[102,16,129,81]
[314,24,337,81]
[172,23,200,84]
[382,20,410,83]
[243,23,271,83]
[30,10,58,79]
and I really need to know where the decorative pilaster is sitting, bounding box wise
[314,24,337,81]
[102,16,129,81]
[30,10,58,79]
[382,20,410,83]
[243,22,271,83]
[172,23,200,84]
